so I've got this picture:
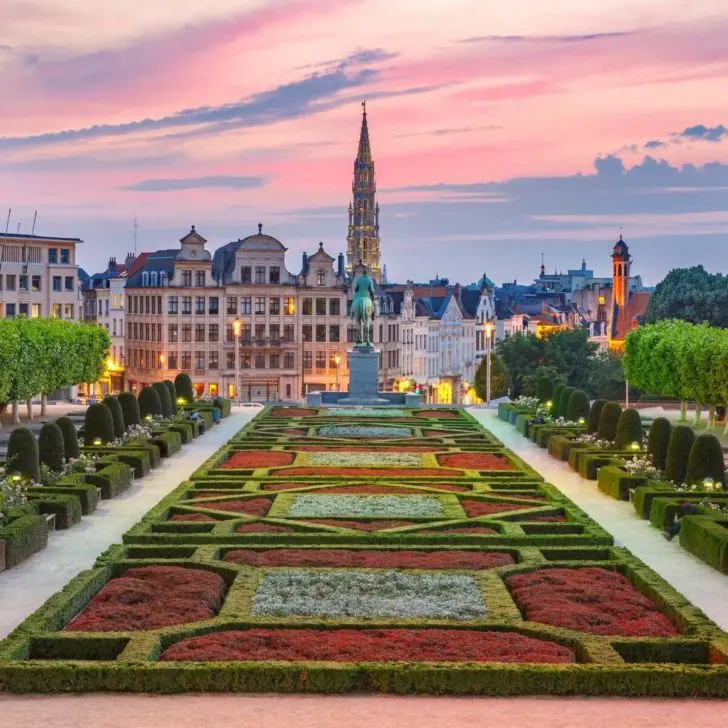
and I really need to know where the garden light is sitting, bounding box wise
[93,438,102,446]
[11,474,21,482]
[578,417,585,425]
[703,477,715,491]
[630,441,641,450]
[177,397,186,405]
[546,401,553,409]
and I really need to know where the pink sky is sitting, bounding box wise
[1,0,728,283]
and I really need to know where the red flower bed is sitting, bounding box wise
[65,566,226,632]
[221,451,295,469]
[261,482,315,492]
[276,467,462,477]
[271,408,316,417]
[418,525,498,535]
[236,523,294,534]
[461,500,531,517]
[261,483,467,494]
[192,492,233,500]
[505,567,678,637]
[423,430,449,438]
[196,498,271,516]
[437,453,513,470]
[224,548,514,569]
[160,628,575,663]
[294,446,439,453]
[415,411,459,419]
[300,519,415,532]
[169,513,218,522]
[522,515,567,523]
[282,428,307,435]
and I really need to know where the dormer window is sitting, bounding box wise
[182,270,192,287]
[269,266,280,284]
[316,270,326,287]
[195,271,205,287]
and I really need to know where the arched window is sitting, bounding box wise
[142,271,149,287]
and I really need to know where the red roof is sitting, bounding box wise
[123,253,151,279]
[614,291,651,341]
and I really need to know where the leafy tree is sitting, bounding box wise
[474,353,508,401]
[495,333,544,398]
[587,350,627,401]
[522,366,565,397]
[542,328,598,390]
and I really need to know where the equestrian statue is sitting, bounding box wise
[350,265,376,348]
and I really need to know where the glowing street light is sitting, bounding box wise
[484,320,494,406]
[232,318,242,405]
[334,353,340,391]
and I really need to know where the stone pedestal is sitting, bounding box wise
[337,348,389,405]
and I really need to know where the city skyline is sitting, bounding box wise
[2,0,728,285]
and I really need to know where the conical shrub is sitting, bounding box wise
[84,403,116,446]
[118,392,141,428]
[557,386,575,419]
[138,386,162,419]
[597,402,622,441]
[164,380,177,415]
[647,417,672,471]
[551,383,565,417]
[686,434,725,486]
[7,427,40,482]
[153,382,173,418]
[588,399,607,434]
[664,425,696,484]
[566,389,590,422]
[616,408,643,449]
[102,395,125,439]
[536,377,554,404]
[174,372,194,404]
[38,422,65,472]
[55,416,80,460]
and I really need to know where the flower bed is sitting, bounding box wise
[169,513,219,522]
[192,492,234,500]
[223,548,515,569]
[505,567,678,637]
[262,483,468,494]
[236,523,294,534]
[415,411,459,419]
[160,627,575,663]
[65,566,226,632]
[221,451,295,469]
[286,494,444,518]
[251,570,486,619]
[276,467,461,477]
[300,519,415,531]
[294,446,438,453]
[307,452,423,467]
[437,453,513,470]
[324,408,405,417]
[282,428,307,435]
[316,426,414,438]
[271,408,317,417]
[418,525,498,535]
[461,500,532,517]
[194,498,271,516]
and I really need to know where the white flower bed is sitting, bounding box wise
[307,452,422,467]
[316,425,413,438]
[326,408,405,417]
[287,494,443,517]
[252,570,486,619]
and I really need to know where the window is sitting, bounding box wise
[284,352,294,369]
[168,352,178,369]
[31,303,41,318]
[316,270,325,286]
[240,266,251,283]
[270,354,279,369]
[182,296,191,314]
[242,353,251,369]
[269,324,280,344]
[182,324,192,342]
[208,296,219,314]
[254,266,265,284]
[6,303,16,318]
[255,354,266,369]
[195,271,205,287]
[255,323,266,342]
[316,324,326,342]
[241,323,251,344]
[347,326,355,343]
[65,276,74,291]
[208,351,219,370]
[168,324,178,342]
[303,351,312,370]
[269,266,280,284]
[302,325,312,342]
[195,324,205,342]
[302,298,312,315]
[269,297,280,315]
[168,296,178,314]
[182,352,191,370]
[48,248,58,264]
[195,296,205,314]
[19,303,28,317]
[152,297,158,314]
[283,324,294,342]
[64,304,74,319]
[254,297,265,315]
[107,299,111,315]
[316,351,326,370]
[329,353,340,369]
[208,324,219,342]
[329,298,340,315]
[227,297,237,314]
[226,351,235,369]
[195,351,205,369]
[6,275,16,291]
[241,297,251,315]
[112,319,117,336]
[315,298,326,315]
[182,270,192,287]
[225,323,234,343]
[19,275,28,291]
[329,325,340,342]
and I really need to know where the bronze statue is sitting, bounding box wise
[350,265,375,348]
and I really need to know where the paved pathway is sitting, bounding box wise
[469,408,728,629]
[0,407,255,639]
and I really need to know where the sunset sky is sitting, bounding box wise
[1,0,728,285]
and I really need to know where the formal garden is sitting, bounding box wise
[1,404,727,696]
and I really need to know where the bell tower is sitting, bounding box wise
[346,101,381,281]
[611,234,630,308]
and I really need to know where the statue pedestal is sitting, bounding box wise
[337,348,390,406]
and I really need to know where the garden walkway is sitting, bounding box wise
[0,407,256,640]
[469,408,728,629]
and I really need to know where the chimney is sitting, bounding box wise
[454,282,462,305]
[108,256,117,270]
[302,251,309,275]
[125,252,135,267]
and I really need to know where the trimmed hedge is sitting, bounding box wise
[551,384,565,418]
[680,515,728,574]
[38,423,65,473]
[566,390,590,423]
[647,418,672,471]
[154,382,173,419]
[597,465,649,501]
[597,402,621,441]
[547,435,577,462]
[685,434,725,486]
[55,416,80,460]
[36,478,99,515]
[664,426,696,485]
[27,492,83,530]
[164,380,178,415]
[118,393,141,428]
[175,372,195,405]
[0,514,48,568]
[214,397,232,418]
[6,427,40,482]
[536,377,554,404]
[150,430,183,458]
[615,409,643,450]
[588,400,607,435]
[84,403,116,446]
[557,386,575,420]
[138,387,162,419]
[102,396,126,439]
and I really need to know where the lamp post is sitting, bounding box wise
[232,317,241,405]
[334,353,340,391]
[484,321,494,406]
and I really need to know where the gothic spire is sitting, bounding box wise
[356,100,372,164]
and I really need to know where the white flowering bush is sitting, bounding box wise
[252,570,486,620]
[0,469,32,523]
[513,396,541,410]
[615,455,661,480]
[700,499,728,515]
[326,408,405,417]
[675,480,725,493]
[287,494,444,518]
[572,433,615,449]
[316,425,413,439]
[307,452,423,467]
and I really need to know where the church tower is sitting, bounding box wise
[611,234,630,308]
[346,101,381,281]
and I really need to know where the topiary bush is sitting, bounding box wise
[38,422,65,472]
[566,389,590,423]
[6,427,40,482]
[597,402,622,441]
[153,382,173,418]
[174,372,195,405]
[84,403,116,446]
[536,377,554,404]
[588,399,607,434]
[615,408,643,449]
[164,380,177,415]
[557,386,575,419]
[118,392,141,428]
[664,425,696,484]
[55,416,80,460]
[551,383,565,417]
[102,396,125,439]
[647,417,672,471]
[138,386,162,419]
[685,434,725,486]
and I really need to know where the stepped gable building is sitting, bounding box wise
[346,101,382,282]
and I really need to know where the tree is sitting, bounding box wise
[495,333,544,398]
[542,328,598,390]
[586,350,627,401]
[522,366,565,398]
[474,353,508,401]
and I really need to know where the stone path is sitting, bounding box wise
[0,408,255,640]
[469,408,728,629]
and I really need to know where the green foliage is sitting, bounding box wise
[164,380,178,415]
[586,350,628,401]
[588,399,607,434]
[686,434,725,486]
[566,389,590,422]
[522,366,565,398]
[84,403,116,446]
[174,372,195,404]
[552,383,565,417]
[7,427,40,482]
[38,423,66,472]
[647,418,672,470]
[153,382,173,418]
[55,416,80,460]
[536,377,554,403]
[102,396,125,439]
[542,328,598,390]
[615,408,643,449]
[138,386,162,419]
[597,402,622,441]
[557,386,575,419]
[495,332,544,398]
[473,353,508,401]
[664,425,696,484]
[118,392,141,428]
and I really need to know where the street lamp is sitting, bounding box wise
[232,317,241,405]
[484,321,494,406]
[334,353,340,391]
